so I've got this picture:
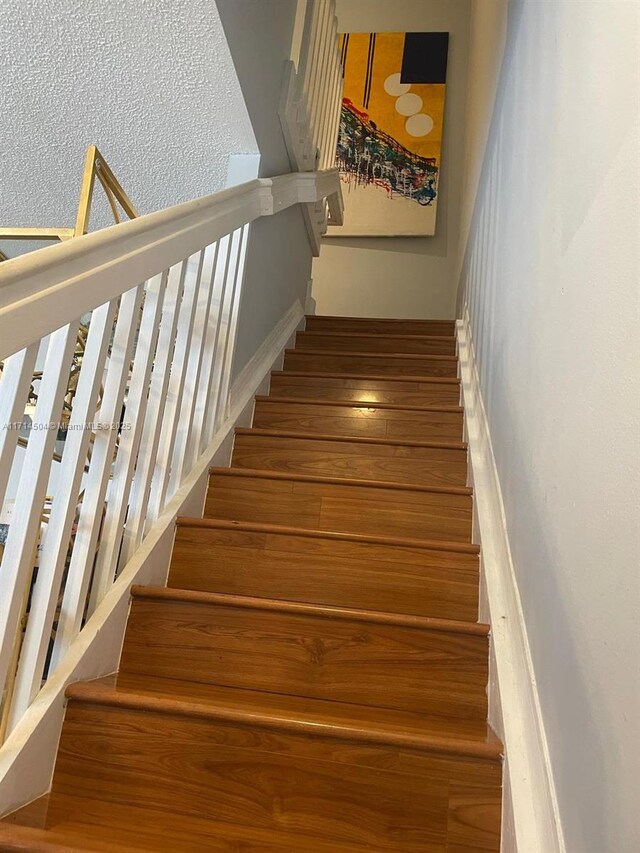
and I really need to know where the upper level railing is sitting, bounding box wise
[0,169,342,741]
[280,0,344,251]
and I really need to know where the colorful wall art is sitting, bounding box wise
[327,32,449,237]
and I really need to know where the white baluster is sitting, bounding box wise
[120,262,185,562]
[50,286,144,670]
[6,302,116,727]
[213,226,248,431]
[0,344,39,511]
[147,251,203,519]
[169,243,218,496]
[315,2,336,160]
[87,273,168,614]
[189,241,224,466]
[0,322,80,702]
[200,235,234,449]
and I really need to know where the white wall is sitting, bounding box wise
[311,0,471,320]
[459,1,640,850]
[1,0,257,257]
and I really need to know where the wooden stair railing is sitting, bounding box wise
[0,314,503,852]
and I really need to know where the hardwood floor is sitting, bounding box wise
[1,314,502,852]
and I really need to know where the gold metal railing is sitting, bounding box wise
[0,144,138,260]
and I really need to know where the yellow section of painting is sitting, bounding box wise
[341,32,445,165]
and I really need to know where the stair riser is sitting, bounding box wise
[170,526,479,621]
[205,474,472,542]
[232,434,468,488]
[120,598,488,719]
[284,351,458,377]
[252,400,464,442]
[305,317,457,337]
[295,331,457,355]
[51,703,501,853]
[270,373,462,406]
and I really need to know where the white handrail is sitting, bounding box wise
[0,168,341,738]
[0,173,337,362]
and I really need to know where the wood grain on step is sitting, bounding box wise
[252,398,464,442]
[49,691,500,851]
[284,349,459,377]
[51,702,446,852]
[295,331,457,355]
[269,371,462,406]
[305,315,457,337]
[232,430,468,487]
[205,468,472,542]
[170,519,479,620]
[119,593,488,719]
[37,796,401,852]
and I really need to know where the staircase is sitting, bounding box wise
[0,315,502,852]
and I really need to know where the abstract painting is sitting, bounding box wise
[327,32,449,237]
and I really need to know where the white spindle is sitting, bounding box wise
[311,2,333,159]
[0,344,39,511]
[308,1,331,160]
[298,0,321,102]
[147,251,203,519]
[215,226,248,431]
[0,322,80,701]
[321,25,341,168]
[168,244,218,496]
[188,241,225,466]
[87,273,168,614]
[6,303,116,727]
[200,234,234,449]
[50,286,144,670]
[120,263,185,562]
[206,229,244,435]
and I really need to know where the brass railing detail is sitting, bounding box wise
[0,145,137,261]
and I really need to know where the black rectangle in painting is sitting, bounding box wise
[401,33,450,84]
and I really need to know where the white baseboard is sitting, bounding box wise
[0,298,305,817]
[457,313,565,853]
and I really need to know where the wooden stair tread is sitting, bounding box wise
[299,330,457,342]
[295,331,457,355]
[306,314,455,324]
[235,426,467,451]
[66,674,502,760]
[252,397,464,442]
[285,347,458,362]
[177,515,480,554]
[130,585,489,635]
[0,800,387,853]
[208,464,473,496]
[256,395,463,413]
[272,369,461,385]
[304,315,456,337]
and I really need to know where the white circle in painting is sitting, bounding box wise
[406,113,434,137]
[395,93,423,117]
[383,72,411,97]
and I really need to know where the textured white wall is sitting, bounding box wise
[1,0,258,256]
[311,0,471,320]
[459,1,640,850]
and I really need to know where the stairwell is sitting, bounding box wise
[0,315,502,852]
